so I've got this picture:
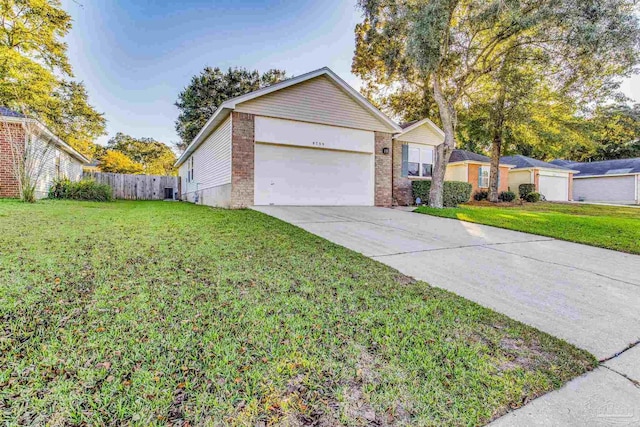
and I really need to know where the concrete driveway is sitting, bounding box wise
[253,205,640,425]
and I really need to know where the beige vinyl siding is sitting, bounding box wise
[508,169,534,195]
[445,163,468,182]
[181,115,232,203]
[396,123,443,145]
[235,75,391,132]
[34,139,83,198]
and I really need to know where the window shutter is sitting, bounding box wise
[478,167,483,186]
[401,144,409,177]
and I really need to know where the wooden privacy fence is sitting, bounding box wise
[83,172,180,200]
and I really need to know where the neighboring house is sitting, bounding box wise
[83,159,101,173]
[551,158,640,205]
[175,67,444,208]
[500,155,577,201]
[0,107,89,199]
[445,149,514,196]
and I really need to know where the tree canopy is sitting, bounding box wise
[99,150,144,175]
[354,0,640,206]
[0,0,106,157]
[175,67,288,150]
[102,133,177,175]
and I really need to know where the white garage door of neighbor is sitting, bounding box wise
[254,143,375,206]
[539,174,569,201]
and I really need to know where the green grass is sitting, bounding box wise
[415,202,640,254]
[0,200,595,425]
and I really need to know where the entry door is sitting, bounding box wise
[254,143,375,206]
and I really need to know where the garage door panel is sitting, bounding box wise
[573,176,636,203]
[255,143,374,206]
[539,175,569,201]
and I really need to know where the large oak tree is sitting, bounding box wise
[354,0,640,207]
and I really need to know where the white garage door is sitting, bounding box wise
[539,174,569,201]
[254,143,374,206]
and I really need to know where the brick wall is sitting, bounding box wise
[499,165,510,193]
[0,122,24,198]
[230,112,255,208]
[374,132,392,207]
[392,140,413,206]
[468,164,511,196]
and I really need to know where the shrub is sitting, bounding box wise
[473,190,489,201]
[525,192,541,203]
[519,183,536,199]
[49,178,113,202]
[498,191,517,202]
[412,180,472,207]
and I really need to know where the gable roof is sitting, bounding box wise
[175,67,402,167]
[500,155,575,171]
[449,149,491,163]
[395,118,445,138]
[0,109,89,164]
[549,159,575,167]
[561,158,640,177]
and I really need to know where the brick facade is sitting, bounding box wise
[230,112,255,208]
[392,140,413,206]
[468,164,511,197]
[374,132,393,207]
[0,122,24,198]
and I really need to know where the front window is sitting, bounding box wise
[479,166,490,188]
[407,145,434,178]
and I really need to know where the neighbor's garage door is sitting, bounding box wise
[539,173,569,201]
[254,143,374,205]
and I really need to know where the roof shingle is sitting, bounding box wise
[449,149,491,163]
[0,106,25,118]
[557,158,640,177]
[500,155,572,170]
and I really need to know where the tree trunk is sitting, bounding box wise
[488,87,506,203]
[429,74,456,208]
[488,133,502,203]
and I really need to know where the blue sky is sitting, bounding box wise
[61,0,640,147]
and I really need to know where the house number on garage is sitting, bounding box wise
[312,141,325,147]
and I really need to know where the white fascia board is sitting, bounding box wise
[573,172,639,179]
[515,166,579,174]
[449,160,516,168]
[394,117,445,138]
[1,116,89,163]
[175,106,233,167]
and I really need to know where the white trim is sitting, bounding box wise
[0,116,89,163]
[175,67,401,167]
[394,117,445,139]
[448,159,516,168]
[513,166,579,174]
[573,172,640,179]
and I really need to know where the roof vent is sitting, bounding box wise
[605,168,633,175]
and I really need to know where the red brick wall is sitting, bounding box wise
[230,112,255,208]
[392,140,413,206]
[374,132,392,207]
[468,164,510,195]
[499,165,510,193]
[0,122,24,198]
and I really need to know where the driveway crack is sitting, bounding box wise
[483,245,640,288]
[600,339,640,363]
[601,365,640,388]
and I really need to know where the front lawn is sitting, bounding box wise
[0,200,595,425]
[415,202,640,254]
